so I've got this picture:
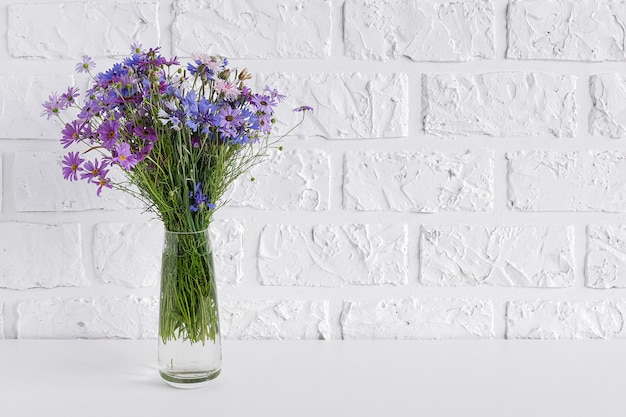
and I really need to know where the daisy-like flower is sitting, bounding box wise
[60,120,85,148]
[59,86,80,109]
[75,55,96,73]
[96,172,113,196]
[61,151,84,181]
[132,125,157,142]
[130,42,143,54]
[258,113,273,134]
[264,85,286,102]
[250,94,276,115]
[215,79,241,101]
[41,93,62,119]
[112,142,138,170]
[294,105,314,112]
[80,159,109,183]
[97,119,121,150]
[218,106,244,132]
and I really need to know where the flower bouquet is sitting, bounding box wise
[43,44,309,386]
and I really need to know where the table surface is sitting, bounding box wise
[1,339,625,417]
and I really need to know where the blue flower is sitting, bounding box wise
[189,182,216,212]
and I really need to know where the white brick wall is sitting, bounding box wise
[341,298,494,339]
[1,0,625,341]
[8,2,160,59]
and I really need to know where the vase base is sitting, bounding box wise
[160,369,221,389]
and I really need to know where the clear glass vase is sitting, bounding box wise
[158,228,222,388]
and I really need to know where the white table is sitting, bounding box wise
[1,340,625,417]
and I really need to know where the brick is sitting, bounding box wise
[345,0,495,61]
[0,301,4,339]
[13,151,141,212]
[423,72,577,137]
[421,225,575,287]
[172,0,331,59]
[17,296,157,339]
[507,150,626,212]
[507,300,626,339]
[0,222,86,290]
[220,300,330,340]
[507,0,626,61]
[226,149,330,211]
[341,298,494,339]
[344,150,493,212]
[257,73,408,139]
[590,74,626,138]
[586,225,626,288]
[93,220,244,288]
[210,220,245,287]
[8,2,159,58]
[259,224,407,286]
[0,74,74,139]
[93,223,163,288]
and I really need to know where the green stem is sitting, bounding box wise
[159,229,219,345]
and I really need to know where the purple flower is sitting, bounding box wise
[97,119,121,150]
[112,142,138,170]
[250,95,276,115]
[293,105,314,112]
[59,87,80,109]
[77,99,99,121]
[132,125,157,142]
[80,159,109,183]
[60,120,85,148]
[135,143,153,161]
[41,93,62,119]
[218,106,244,131]
[264,86,286,102]
[61,151,84,181]
[76,56,96,73]
[96,172,113,196]
[130,42,143,54]
[257,113,273,134]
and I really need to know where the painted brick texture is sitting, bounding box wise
[507,150,626,212]
[507,0,626,61]
[507,300,626,339]
[344,0,496,61]
[258,224,408,286]
[0,222,86,290]
[341,298,494,339]
[8,2,160,59]
[423,72,577,137]
[2,0,626,341]
[420,225,575,287]
[344,150,494,212]
[172,0,331,59]
[258,73,409,139]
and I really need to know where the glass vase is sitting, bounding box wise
[158,228,222,388]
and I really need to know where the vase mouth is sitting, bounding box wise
[164,228,208,235]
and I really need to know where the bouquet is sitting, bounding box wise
[42,44,310,351]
